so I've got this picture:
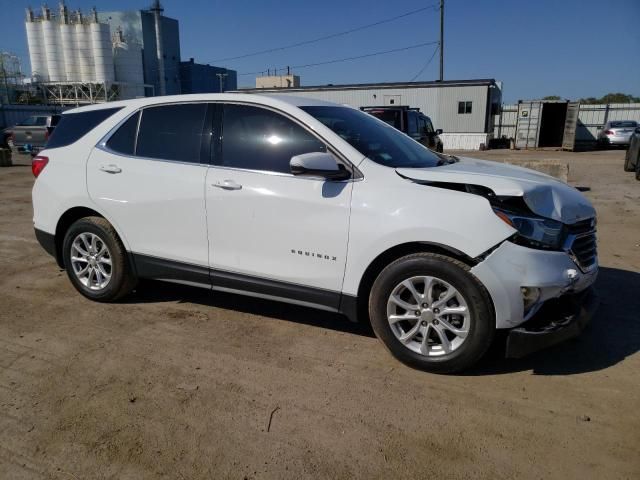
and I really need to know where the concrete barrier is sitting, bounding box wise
[492,159,569,183]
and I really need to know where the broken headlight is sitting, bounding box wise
[493,208,564,250]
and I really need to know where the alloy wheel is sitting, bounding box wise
[70,232,112,291]
[386,276,470,356]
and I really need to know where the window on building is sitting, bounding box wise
[221,104,326,174]
[106,111,140,156]
[458,101,472,114]
[136,103,207,163]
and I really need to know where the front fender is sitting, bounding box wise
[341,172,514,296]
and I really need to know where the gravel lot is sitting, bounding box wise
[1,149,639,479]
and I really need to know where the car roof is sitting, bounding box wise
[62,93,340,115]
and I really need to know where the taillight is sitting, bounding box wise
[604,130,614,135]
[32,155,49,178]
[44,129,49,140]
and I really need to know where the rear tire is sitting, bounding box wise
[62,216,136,302]
[369,253,494,373]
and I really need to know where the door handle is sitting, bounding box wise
[213,179,242,191]
[99,164,122,174]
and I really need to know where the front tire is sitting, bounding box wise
[369,253,494,373]
[62,216,136,302]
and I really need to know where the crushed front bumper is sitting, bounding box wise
[471,241,598,329]
[505,288,598,358]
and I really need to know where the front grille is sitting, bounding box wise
[565,218,597,272]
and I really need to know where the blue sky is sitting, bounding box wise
[1,0,638,102]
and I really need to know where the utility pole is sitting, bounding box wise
[216,72,228,93]
[439,0,444,81]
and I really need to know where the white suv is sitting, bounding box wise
[32,94,598,373]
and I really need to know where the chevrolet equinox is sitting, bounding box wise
[32,94,598,373]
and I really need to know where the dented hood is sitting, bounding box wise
[397,157,595,224]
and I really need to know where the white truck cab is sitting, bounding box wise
[32,94,598,373]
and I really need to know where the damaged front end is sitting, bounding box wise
[396,158,599,356]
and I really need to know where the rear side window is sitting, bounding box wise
[136,103,207,163]
[221,104,326,173]
[18,116,45,126]
[106,111,140,156]
[46,108,122,149]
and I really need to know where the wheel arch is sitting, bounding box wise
[53,206,131,270]
[354,241,481,322]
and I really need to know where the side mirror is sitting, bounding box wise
[435,129,443,135]
[635,127,640,134]
[290,152,350,180]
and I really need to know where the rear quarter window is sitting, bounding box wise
[105,111,140,156]
[46,108,122,149]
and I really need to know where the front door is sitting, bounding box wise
[87,103,211,279]
[205,103,352,308]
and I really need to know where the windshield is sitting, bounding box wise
[610,121,637,128]
[300,106,442,168]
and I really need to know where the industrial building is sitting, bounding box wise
[98,2,181,96]
[237,79,502,150]
[23,1,235,104]
[179,59,237,94]
[255,74,300,89]
[25,3,153,103]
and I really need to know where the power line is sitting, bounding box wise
[208,4,440,64]
[410,44,439,81]
[238,41,439,76]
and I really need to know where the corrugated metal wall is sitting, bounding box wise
[264,85,491,134]
[575,103,640,142]
[494,103,640,144]
[493,104,517,139]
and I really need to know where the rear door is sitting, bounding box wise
[87,103,211,280]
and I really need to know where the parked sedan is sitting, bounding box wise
[624,127,640,180]
[597,120,638,147]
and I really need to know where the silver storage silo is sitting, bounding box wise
[41,7,65,82]
[75,22,94,82]
[60,22,77,81]
[25,10,49,81]
[113,31,145,98]
[90,21,115,83]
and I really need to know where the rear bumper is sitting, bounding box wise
[505,288,598,358]
[34,228,56,259]
[600,136,631,145]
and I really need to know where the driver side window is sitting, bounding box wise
[221,104,327,174]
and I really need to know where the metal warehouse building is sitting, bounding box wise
[237,79,502,150]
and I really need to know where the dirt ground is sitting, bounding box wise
[1,149,638,479]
